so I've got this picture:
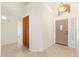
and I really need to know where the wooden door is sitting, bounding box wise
[56,19,68,46]
[23,16,29,48]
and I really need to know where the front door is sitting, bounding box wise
[56,19,68,46]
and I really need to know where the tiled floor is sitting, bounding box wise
[1,43,77,57]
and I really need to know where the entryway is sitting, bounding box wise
[56,19,68,46]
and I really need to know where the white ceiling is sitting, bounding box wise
[1,2,79,17]
[1,2,28,17]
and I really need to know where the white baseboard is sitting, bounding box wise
[1,42,17,46]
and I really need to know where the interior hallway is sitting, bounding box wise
[1,43,77,57]
[1,2,78,57]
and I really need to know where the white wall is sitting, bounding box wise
[77,16,79,56]
[42,3,55,49]
[0,2,1,57]
[25,3,55,51]
[1,13,18,45]
[26,3,44,51]
[1,2,26,46]
[77,7,79,56]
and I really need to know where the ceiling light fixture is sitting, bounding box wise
[57,2,70,16]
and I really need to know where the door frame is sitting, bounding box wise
[55,17,76,48]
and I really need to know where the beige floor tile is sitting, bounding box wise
[1,43,77,57]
